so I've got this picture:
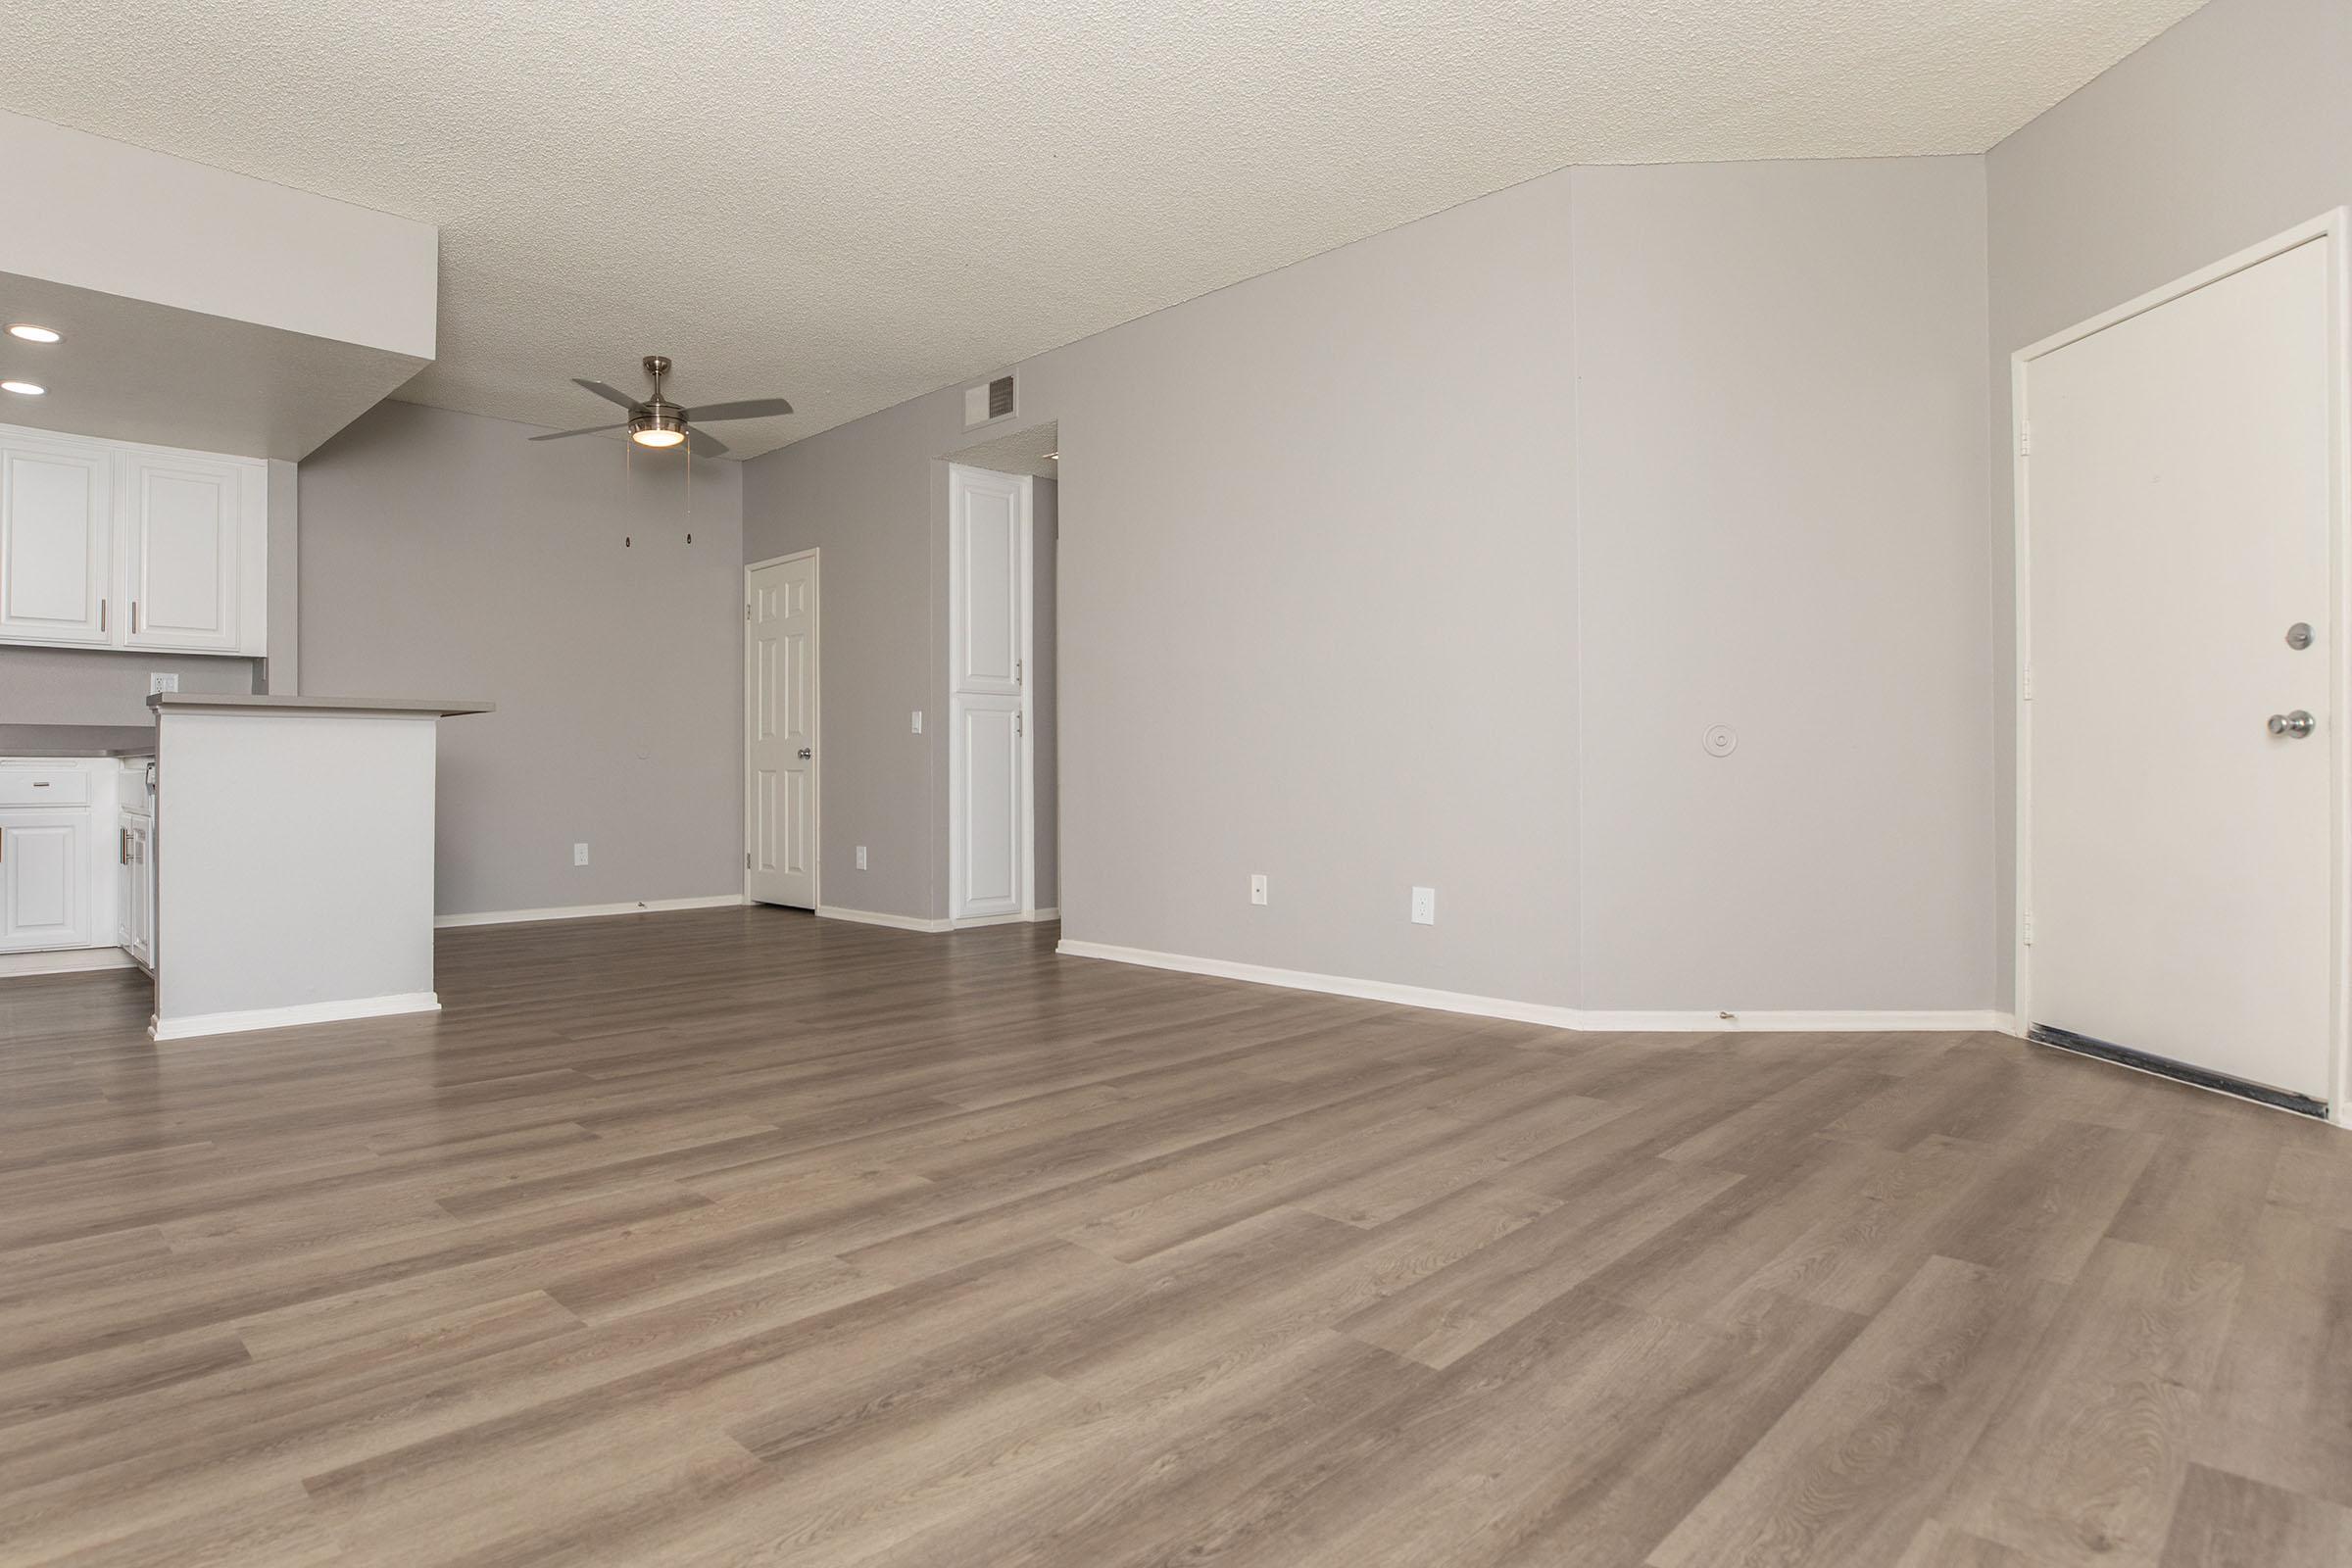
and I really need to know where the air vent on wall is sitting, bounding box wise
[963,373,1016,429]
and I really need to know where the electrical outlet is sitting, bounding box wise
[1410,886,1437,925]
[1250,873,1268,906]
[856,846,868,870]
[148,672,178,695]
[572,843,590,867]
[911,710,923,734]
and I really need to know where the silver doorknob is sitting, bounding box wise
[2269,710,2317,738]
[798,747,812,760]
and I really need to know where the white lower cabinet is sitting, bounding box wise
[1,809,90,951]
[0,760,125,960]
[118,816,154,969]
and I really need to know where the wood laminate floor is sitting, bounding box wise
[2,906,2348,1567]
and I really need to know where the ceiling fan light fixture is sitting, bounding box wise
[628,411,688,448]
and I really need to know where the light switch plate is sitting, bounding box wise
[911,710,924,734]
[573,843,590,866]
[1410,886,1437,925]
[1250,873,1268,906]
[856,846,868,870]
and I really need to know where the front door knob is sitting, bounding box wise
[2268,710,2317,738]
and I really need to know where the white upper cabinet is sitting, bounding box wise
[0,437,112,644]
[122,454,255,653]
[0,423,266,658]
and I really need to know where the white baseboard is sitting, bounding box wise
[1572,1008,2017,1033]
[435,895,746,929]
[817,905,1064,934]
[0,946,139,979]
[151,991,441,1042]
[816,906,953,933]
[1054,941,2013,1036]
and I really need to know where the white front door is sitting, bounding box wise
[746,553,817,909]
[949,465,1028,921]
[2022,228,2338,1110]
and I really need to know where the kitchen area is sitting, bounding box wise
[1,416,488,1037]
[2,110,459,1039]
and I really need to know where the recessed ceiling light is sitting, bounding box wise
[6,323,61,344]
[1,380,45,396]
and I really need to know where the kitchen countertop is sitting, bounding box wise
[147,694,494,716]
[0,724,158,759]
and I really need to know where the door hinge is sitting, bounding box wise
[745,603,752,621]
[2021,667,2034,701]
[745,851,752,869]
[2019,421,2033,457]
[2022,911,2035,946]
[1015,658,1023,685]
[1015,710,1024,738]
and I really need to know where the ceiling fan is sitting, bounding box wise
[530,355,793,458]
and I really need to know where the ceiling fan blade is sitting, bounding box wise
[684,397,794,421]
[573,378,643,410]
[686,426,731,459]
[529,422,628,441]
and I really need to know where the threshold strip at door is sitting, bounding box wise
[2028,1023,2330,1120]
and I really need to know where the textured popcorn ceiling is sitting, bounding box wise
[2,0,2203,458]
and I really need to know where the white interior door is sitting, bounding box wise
[2022,228,2339,1110]
[949,465,1028,921]
[746,553,817,909]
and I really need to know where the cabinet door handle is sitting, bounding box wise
[100,599,108,633]
[120,827,131,865]
[132,601,139,634]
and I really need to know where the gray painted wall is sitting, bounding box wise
[0,646,256,726]
[745,156,1992,1012]
[743,401,944,917]
[300,401,745,917]
[1574,159,1992,1009]
[1985,0,2352,1003]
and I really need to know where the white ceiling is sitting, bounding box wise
[2,0,2203,460]
[948,421,1060,479]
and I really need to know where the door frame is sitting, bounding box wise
[744,548,820,910]
[946,464,1036,926]
[2012,208,2352,1126]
